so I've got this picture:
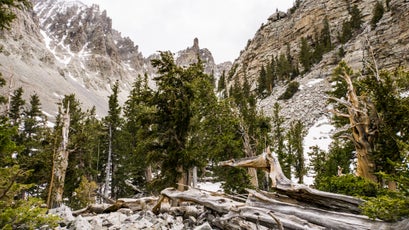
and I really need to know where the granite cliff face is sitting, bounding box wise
[0,0,224,118]
[229,0,409,127]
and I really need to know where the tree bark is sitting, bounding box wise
[220,147,364,213]
[240,123,259,188]
[48,103,70,208]
[328,69,378,182]
[104,125,112,197]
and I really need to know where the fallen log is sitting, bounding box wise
[246,189,389,230]
[157,187,409,230]
[72,196,158,216]
[220,147,364,214]
[160,187,244,214]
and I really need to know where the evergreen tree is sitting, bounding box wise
[271,103,290,178]
[299,37,313,73]
[371,1,385,29]
[309,140,354,187]
[103,81,123,198]
[207,99,250,194]
[257,65,267,97]
[359,67,409,188]
[17,94,52,197]
[320,16,332,52]
[148,51,198,191]
[276,53,292,81]
[0,0,31,30]
[266,56,276,92]
[350,5,363,30]
[8,87,25,125]
[217,70,226,93]
[339,20,352,44]
[286,120,306,183]
[121,74,155,194]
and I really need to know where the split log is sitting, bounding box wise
[220,147,364,214]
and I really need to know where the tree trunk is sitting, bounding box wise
[220,147,364,213]
[177,165,186,191]
[145,165,153,183]
[104,125,113,198]
[241,123,259,188]
[328,69,378,183]
[48,103,70,208]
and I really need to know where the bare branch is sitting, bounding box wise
[327,108,350,118]
[326,96,350,107]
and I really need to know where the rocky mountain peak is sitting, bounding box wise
[0,0,226,118]
[176,38,218,74]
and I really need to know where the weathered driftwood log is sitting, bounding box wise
[160,187,288,229]
[72,197,158,216]
[246,189,390,230]
[72,203,112,216]
[158,187,408,230]
[160,187,243,214]
[220,147,364,214]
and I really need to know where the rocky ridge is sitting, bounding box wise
[0,0,226,118]
[229,0,409,128]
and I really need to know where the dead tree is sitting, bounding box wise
[47,102,70,208]
[220,147,364,213]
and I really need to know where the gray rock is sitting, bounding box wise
[194,222,213,230]
[48,205,76,226]
[70,215,92,230]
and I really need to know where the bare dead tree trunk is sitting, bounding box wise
[48,102,70,208]
[220,147,364,213]
[240,123,259,188]
[104,125,113,198]
[145,165,153,183]
[177,166,186,191]
[6,71,13,115]
[328,68,378,183]
[192,166,198,188]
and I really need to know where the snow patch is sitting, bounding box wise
[306,78,324,87]
[197,182,223,193]
[304,116,334,152]
[303,116,335,185]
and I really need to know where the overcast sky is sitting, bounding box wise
[80,0,294,63]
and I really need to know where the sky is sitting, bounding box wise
[80,0,294,63]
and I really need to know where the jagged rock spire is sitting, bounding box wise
[193,37,199,50]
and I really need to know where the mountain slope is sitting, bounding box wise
[0,0,225,119]
[229,0,409,128]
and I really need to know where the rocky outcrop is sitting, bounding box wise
[175,38,231,77]
[229,0,409,128]
[0,0,223,118]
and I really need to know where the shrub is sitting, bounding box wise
[0,198,60,229]
[371,1,385,29]
[361,195,409,221]
[71,176,98,209]
[316,174,379,197]
[278,81,300,100]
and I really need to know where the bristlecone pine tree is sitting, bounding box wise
[327,61,378,182]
